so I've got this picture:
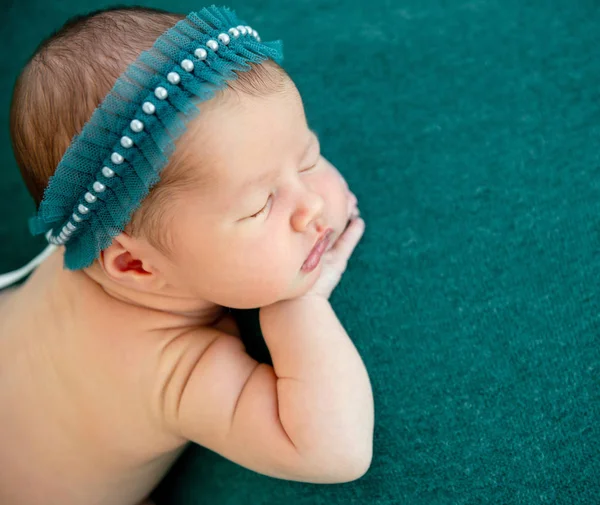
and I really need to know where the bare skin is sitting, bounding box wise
[0,218,364,504]
[0,81,371,505]
[1,249,180,505]
[0,245,257,505]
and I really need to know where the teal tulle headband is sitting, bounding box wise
[28,5,284,270]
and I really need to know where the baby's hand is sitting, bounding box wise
[303,213,365,300]
[347,191,359,221]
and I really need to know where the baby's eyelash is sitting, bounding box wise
[301,160,319,172]
[247,162,318,219]
[250,194,272,218]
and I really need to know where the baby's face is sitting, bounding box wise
[156,80,351,308]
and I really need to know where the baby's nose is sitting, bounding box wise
[292,192,326,233]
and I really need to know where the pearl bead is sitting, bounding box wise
[59,232,67,241]
[102,166,115,178]
[237,25,247,36]
[78,204,89,215]
[93,181,106,193]
[120,136,133,148]
[72,213,82,223]
[130,119,144,133]
[66,222,77,231]
[252,30,258,38]
[111,152,124,165]
[206,40,219,51]
[246,26,252,34]
[84,192,97,204]
[218,33,230,45]
[154,86,168,100]
[194,48,207,60]
[167,72,181,85]
[142,101,156,114]
[62,226,71,236]
[181,59,194,72]
[256,34,261,42]
[229,27,240,38]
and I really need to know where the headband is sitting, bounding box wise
[28,5,284,270]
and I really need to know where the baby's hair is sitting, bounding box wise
[10,6,289,260]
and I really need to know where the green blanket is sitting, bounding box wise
[2,0,598,503]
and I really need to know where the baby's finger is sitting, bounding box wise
[329,217,365,261]
[348,192,358,207]
[347,192,358,216]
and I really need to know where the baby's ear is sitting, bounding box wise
[99,233,166,291]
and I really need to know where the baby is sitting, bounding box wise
[0,6,373,505]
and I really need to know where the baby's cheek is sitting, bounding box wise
[322,171,351,226]
[322,157,350,193]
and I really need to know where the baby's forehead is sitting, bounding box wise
[170,132,247,205]
[171,87,316,197]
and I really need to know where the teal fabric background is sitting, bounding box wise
[1,0,599,503]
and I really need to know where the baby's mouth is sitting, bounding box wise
[302,229,334,272]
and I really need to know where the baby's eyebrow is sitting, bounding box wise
[243,129,319,190]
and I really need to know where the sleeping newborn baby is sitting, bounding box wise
[0,6,373,505]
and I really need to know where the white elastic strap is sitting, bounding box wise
[0,242,58,290]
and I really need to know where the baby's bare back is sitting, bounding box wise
[0,251,191,505]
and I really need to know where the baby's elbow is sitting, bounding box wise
[339,444,373,482]
[308,441,373,483]
[355,447,374,479]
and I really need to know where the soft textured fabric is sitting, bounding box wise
[1,0,599,504]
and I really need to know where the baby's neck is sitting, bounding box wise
[75,257,228,329]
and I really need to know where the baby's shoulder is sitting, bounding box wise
[156,313,241,368]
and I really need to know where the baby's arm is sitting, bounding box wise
[260,295,374,477]
[166,217,373,483]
